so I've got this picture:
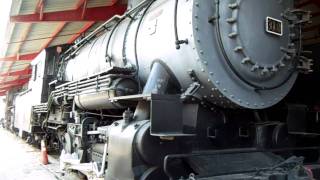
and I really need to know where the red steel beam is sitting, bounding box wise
[67,21,95,44]
[41,22,67,49]
[36,0,44,12]
[3,23,33,84]
[0,53,39,62]
[0,0,41,92]
[75,0,86,9]
[16,24,33,54]
[75,0,118,9]
[0,77,30,86]
[0,78,30,95]
[0,68,32,77]
[0,83,27,91]
[36,0,45,20]
[1,22,67,90]
[4,62,16,83]
[81,0,88,20]
[1,22,66,63]
[0,83,29,94]
[10,5,127,22]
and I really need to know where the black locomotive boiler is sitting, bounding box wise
[8,0,320,179]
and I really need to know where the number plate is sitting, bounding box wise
[266,17,283,36]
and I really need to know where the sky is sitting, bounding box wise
[0,0,12,57]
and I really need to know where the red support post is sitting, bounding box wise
[81,0,88,20]
[75,0,86,9]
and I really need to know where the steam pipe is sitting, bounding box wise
[134,62,170,121]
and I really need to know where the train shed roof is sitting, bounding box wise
[0,0,126,96]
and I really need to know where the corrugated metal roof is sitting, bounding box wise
[0,0,127,94]
[18,0,38,15]
[44,0,79,13]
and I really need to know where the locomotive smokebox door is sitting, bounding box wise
[194,0,298,109]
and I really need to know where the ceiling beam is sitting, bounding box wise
[67,21,95,44]
[2,19,66,63]
[10,5,127,22]
[0,52,39,62]
[4,61,15,82]
[75,0,118,9]
[75,0,87,9]
[6,24,33,83]
[0,68,32,77]
[16,24,33,54]
[0,83,27,91]
[3,0,25,56]
[41,22,67,49]
[0,22,66,91]
[36,0,45,20]
[0,77,30,86]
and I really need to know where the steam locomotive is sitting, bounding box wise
[4,0,320,179]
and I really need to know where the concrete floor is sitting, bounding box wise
[0,128,61,180]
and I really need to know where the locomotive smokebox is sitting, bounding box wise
[189,0,297,109]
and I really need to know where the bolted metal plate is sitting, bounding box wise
[192,0,297,109]
[219,0,294,84]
